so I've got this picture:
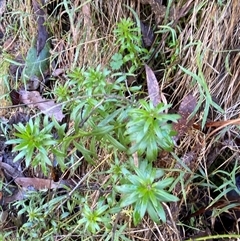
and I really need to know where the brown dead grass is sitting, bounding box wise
[1,0,240,240]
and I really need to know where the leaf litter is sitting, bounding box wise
[18,90,65,121]
[173,94,197,141]
[145,64,168,108]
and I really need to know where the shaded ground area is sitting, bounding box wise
[0,0,240,240]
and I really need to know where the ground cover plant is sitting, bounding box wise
[0,0,240,240]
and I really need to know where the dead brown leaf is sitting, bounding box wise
[173,94,197,140]
[140,22,154,47]
[14,177,63,190]
[0,210,8,225]
[9,89,21,105]
[0,161,23,179]
[3,190,25,204]
[145,64,161,107]
[19,90,65,121]
[52,68,65,77]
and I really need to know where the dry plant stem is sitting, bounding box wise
[207,118,240,140]
[56,155,111,211]
[3,29,20,51]
[59,158,111,240]
[0,161,23,179]
[111,212,121,241]
[0,99,59,109]
[185,234,240,241]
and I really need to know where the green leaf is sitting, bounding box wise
[146,202,160,223]
[12,123,26,132]
[42,140,58,146]
[119,192,139,207]
[91,125,114,136]
[74,141,95,164]
[22,40,51,83]
[149,191,158,207]
[5,138,21,145]
[127,174,144,186]
[143,117,152,133]
[155,169,165,179]
[146,136,158,161]
[133,202,141,226]
[110,53,123,70]
[95,205,109,216]
[154,178,174,189]
[115,184,137,194]
[155,189,179,202]
[159,113,180,122]
[105,134,127,151]
[139,197,148,219]
[13,150,27,163]
[154,202,166,223]
[25,147,34,167]
[40,154,52,166]
[179,65,202,83]
[12,141,28,151]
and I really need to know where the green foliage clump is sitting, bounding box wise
[6,117,57,174]
[111,18,149,73]
[116,161,179,225]
[78,199,111,234]
[126,100,179,161]
[5,17,180,238]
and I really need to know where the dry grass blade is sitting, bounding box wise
[207,118,240,139]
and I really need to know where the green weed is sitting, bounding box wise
[5,17,179,238]
[116,160,179,225]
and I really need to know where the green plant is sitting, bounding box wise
[82,65,111,95]
[77,199,111,234]
[179,42,224,129]
[155,23,180,78]
[3,12,180,239]
[111,18,149,73]
[63,65,127,101]
[107,157,128,183]
[53,81,74,102]
[110,53,124,71]
[14,191,49,239]
[6,116,57,174]
[14,190,68,240]
[116,160,179,225]
[126,100,180,161]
